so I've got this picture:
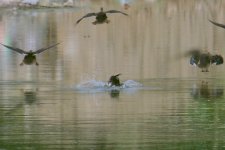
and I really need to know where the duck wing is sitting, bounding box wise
[76,13,96,24]
[190,56,198,66]
[209,19,225,29]
[0,43,27,54]
[34,43,60,54]
[105,10,128,16]
[211,55,223,65]
[185,49,202,66]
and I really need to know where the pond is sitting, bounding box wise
[0,0,225,149]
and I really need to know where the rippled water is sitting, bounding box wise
[1,0,225,149]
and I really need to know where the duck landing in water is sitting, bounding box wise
[108,74,123,87]
[76,7,128,25]
[187,49,223,72]
[0,43,60,66]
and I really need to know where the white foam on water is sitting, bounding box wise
[74,79,144,93]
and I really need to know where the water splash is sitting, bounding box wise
[74,79,143,93]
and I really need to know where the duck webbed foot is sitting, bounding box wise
[201,69,209,72]
[92,21,97,25]
[106,20,110,24]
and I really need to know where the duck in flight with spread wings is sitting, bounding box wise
[187,49,223,72]
[76,7,128,25]
[0,43,60,66]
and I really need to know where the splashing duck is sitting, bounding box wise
[108,74,123,86]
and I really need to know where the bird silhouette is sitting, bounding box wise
[76,7,128,25]
[0,43,60,65]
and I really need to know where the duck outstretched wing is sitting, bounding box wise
[0,43,27,54]
[209,19,225,29]
[76,13,96,24]
[185,49,201,66]
[105,10,128,16]
[211,55,223,65]
[34,43,60,54]
[190,56,199,66]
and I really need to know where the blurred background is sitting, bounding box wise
[1,0,225,149]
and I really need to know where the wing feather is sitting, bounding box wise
[76,13,96,24]
[209,19,225,29]
[105,10,128,16]
[34,43,60,54]
[0,43,27,54]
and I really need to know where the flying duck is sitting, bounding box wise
[76,7,128,25]
[108,74,122,86]
[0,43,60,65]
[188,50,223,72]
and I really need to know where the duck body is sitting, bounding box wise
[94,11,108,24]
[197,53,211,71]
[108,74,122,87]
[22,52,38,65]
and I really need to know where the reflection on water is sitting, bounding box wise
[191,80,224,100]
[109,89,120,98]
[23,88,38,105]
[1,0,225,149]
